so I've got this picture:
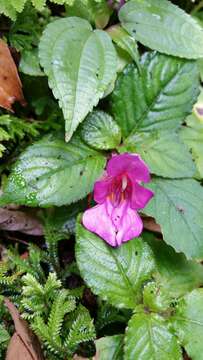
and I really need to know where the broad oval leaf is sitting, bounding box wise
[119,0,203,59]
[144,178,203,259]
[125,311,182,360]
[0,133,106,207]
[95,335,124,360]
[39,17,117,142]
[80,110,121,150]
[172,289,203,360]
[121,131,195,178]
[144,234,203,298]
[110,52,199,138]
[181,114,203,178]
[76,220,155,309]
[107,25,140,67]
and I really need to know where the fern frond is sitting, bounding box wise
[0,323,10,354]
[44,226,64,273]
[0,144,6,157]
[0,115,40,158]
[65,305,96,353]
[11,0,27,12]
[31,0,46,11]
[7,250,33,276]
[0,0,17,20]
[0,115,39,139]
[0,127,10,142]
[0,0,75,19]
[0,261,22,285]
[44,272,62,298]
[21,297,45,319]
[21,272,64,320]
[22,273,44,297]
[32,316,65,357]
[48,289,76,340]
[0,127,10,157]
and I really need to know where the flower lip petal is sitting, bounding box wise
[82,201,117,246]
[111,200,143,244]
[107,153,151,183]
[82,198,143,247]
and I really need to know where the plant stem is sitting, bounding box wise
[191,0,203,15]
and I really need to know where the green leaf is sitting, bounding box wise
[76,221,155,309]
[121,130,195,178]
[110,52,199,138]
[172,289,203,360]
[95,335,124,360]
[0,133,105,207]
[115,46,132,74]
[144,178,203,259]
[125,311,182,360]
[119,0,203,59]
[144,234,203,298]
[181,115,203,178]
[107,25,140,68]
[198,59,203,82]
[80,110,121,150]
[67,0,112,29]
[19,48,44,76]
[143,282,171,312]
[39,17,117,142]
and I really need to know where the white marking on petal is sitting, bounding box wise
[122,175,128,192]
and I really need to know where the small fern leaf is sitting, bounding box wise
[65,305,96,353]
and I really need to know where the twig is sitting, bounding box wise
[5,234,29,246]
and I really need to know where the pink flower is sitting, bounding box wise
[82,153,154,247]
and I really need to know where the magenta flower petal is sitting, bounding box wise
[82,199,143,247]
[130,182,154,210]
[111,200,143,244]
[82,201,117,246]
[107,153,151,183]
[94,177,112,204]
[82,152,154,247]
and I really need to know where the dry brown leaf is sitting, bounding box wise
[0,39,25,111]
[0,207,43,235]
[4,298,44,360]
[142,215,161,233]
